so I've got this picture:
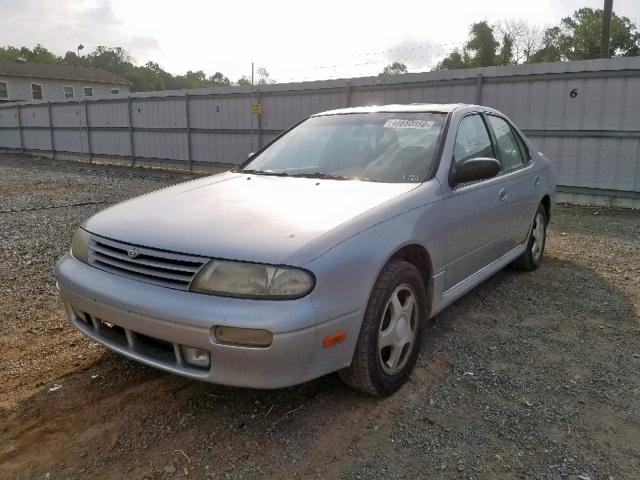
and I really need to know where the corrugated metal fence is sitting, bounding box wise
[1,56,639,206]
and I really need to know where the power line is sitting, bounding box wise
[279,52,449,82]
[246,41,466,84]
[291,52,448,73]
[337,40,464,59]
[281,61,441,83]
[223,40,465,83]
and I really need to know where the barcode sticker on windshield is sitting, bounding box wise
[384,119,435,129]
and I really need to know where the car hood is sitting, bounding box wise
[84,172,418,264]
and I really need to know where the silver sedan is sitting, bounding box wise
[56,104,555,396]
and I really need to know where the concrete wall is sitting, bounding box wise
[0,76,129,102]
[0,56,639,206]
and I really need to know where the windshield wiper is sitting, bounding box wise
[239,170,370,181]
[289,172,351,180]
[238,169,291,177]
[295,172,380,182]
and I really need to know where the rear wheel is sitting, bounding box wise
[339,259,427,396]
[513,204,547,271]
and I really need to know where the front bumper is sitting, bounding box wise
[55,254,359,389]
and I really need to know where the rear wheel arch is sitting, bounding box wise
[541,195,551,224]
[512,203,547,271]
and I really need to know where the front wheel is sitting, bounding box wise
[339,259,427,396]
[513,204,547,271]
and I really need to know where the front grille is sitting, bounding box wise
[88,235,209,290]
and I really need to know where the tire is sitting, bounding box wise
[512,203,547,271]
[339,259,427,397]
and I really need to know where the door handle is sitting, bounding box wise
[498,188,508,202]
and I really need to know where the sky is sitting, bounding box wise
[1,0,639,83]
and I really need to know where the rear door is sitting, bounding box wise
[442,113,510,291]
[485,114,539,248]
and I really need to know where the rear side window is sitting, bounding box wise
[486,115,525,171]
[453,114,493,165]
[513,127,530,160]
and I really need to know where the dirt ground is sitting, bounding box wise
[0,153,639,480]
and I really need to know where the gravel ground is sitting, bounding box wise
[0,153,639,480]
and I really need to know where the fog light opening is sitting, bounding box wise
[214,326,273,347]
[181,346,211,369]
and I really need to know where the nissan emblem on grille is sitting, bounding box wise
[88,235,207,291]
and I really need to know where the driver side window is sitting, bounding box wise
[453,114,494,166]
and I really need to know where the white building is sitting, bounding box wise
[0,60,130,103]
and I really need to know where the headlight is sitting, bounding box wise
[70,228,90,264]
[190,260,315,299]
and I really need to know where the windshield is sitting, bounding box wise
[242,112,447,183]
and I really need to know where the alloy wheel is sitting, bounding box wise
[531,212,545,261]
[378,284,418,375]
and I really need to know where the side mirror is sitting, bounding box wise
[247,152,255,160]
[451,157,500,186]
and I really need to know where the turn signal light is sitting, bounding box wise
[214,326,273,347]
[323,331,347,348]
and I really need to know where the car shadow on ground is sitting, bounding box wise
[2,255,639,479]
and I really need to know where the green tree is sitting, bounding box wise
[380,62,408,75]
[498,33,514,66]
[533,8,640,61]
[434,21,499,70]
[63,50,87,65]
[0,43,236,92]
[171,70,207,89]
[0,44,59,63]
[85,46,137,82]
[236,76,251,85]
[208,72,231,86]
[29,44,59,63]
[465,21,499,67]
[434,8,640,70]
[137,61,172,91]
[169,71,231,89]
[433,49,468,70]
[528,26,563,63]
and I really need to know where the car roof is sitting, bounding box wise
[313,103,471,116]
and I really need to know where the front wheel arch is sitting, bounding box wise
[387,244,433,315]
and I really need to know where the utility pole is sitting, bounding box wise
[250,62,254,152]
[600,0,614,58]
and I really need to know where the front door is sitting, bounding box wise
[442,113,510,291]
